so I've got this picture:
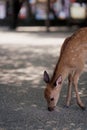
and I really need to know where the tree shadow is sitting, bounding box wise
[0,44,87,130]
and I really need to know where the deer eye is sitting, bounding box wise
[50,98,54,101]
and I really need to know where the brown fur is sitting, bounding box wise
[51,28,87,83]
[44,27,87,111]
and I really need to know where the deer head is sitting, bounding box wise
[44,71,62,111]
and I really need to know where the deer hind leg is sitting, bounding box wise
[66,73,73,107]
[73,70,85,110]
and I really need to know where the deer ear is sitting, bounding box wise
[44,71,50,83]
[54,75,62,87]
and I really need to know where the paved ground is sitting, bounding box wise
[0,27,87,130]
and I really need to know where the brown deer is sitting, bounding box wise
[44,27,87,111]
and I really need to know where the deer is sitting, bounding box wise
[43,27,87,111]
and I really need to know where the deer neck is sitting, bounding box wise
[51,62,70,84]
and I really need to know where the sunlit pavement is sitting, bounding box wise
[0,27,72,45]
[0,27,87,130]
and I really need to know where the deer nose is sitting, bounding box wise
[48,107,55,111]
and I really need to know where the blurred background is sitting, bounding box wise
[0,0,87,30]
[0,1,87,130]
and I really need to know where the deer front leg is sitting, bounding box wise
[66,74,73,107]
[73,70,85,110]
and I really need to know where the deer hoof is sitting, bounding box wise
[81,106,86,111]
[64,105,69,108]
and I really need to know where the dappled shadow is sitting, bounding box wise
[0,44,87,130]
[0,44,60,86]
